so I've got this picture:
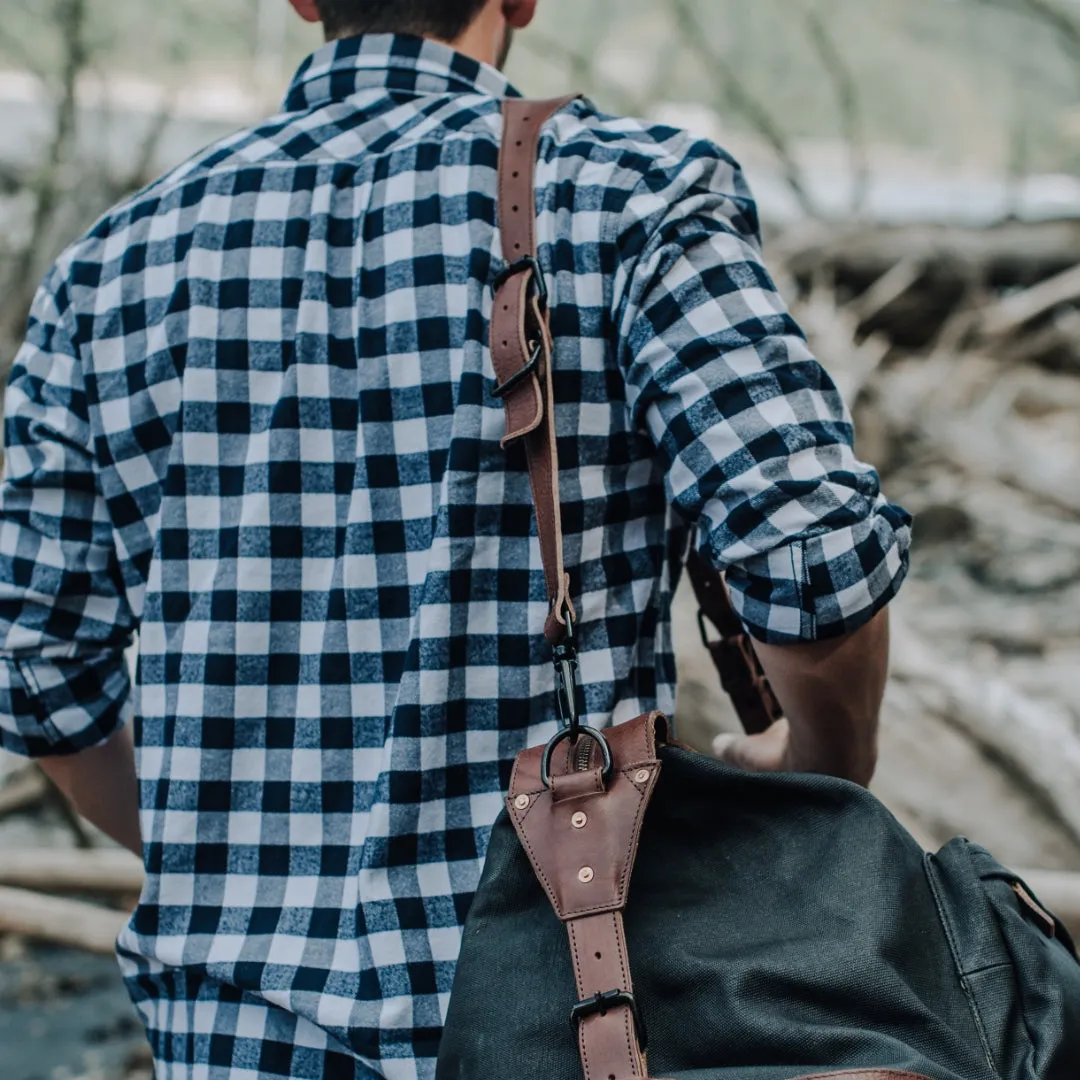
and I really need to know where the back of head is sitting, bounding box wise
[316,0,490,41]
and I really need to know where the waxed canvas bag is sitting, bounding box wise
[436,98,1080,1080]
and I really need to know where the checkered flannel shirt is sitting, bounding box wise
[0,34,911,1080]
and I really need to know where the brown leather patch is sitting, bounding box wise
[506,712,666,920]
[551,767,606,803]
[508,760,660,920]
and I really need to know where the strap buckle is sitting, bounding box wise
[570,989,648,1053]
[492,255,548,305]
[491,336,543,399]
[698,616,784,735]
[490,256,548,399]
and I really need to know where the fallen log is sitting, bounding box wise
[0,848,144,893]
[979,261,1080,341]
[782,219,1080,291]
[0,885,127,955]
[889,621,1080,850]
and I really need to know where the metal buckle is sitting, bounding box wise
[540,610,614,788]
[697,608,713,650]
[698,618,784,734]
[491,337,543,399]
[492,255,548,305]
[570,989,648,1052]
[541,725,613,789]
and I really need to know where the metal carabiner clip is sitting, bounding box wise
[552,609,582,740]
[542,609,615,788]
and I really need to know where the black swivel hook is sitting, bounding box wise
[552,609,583,741]
[541,608,614,789]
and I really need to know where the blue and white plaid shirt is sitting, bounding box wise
[0,34,910,1080]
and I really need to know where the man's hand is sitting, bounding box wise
[712,609,890,788]
[37,724,142,857]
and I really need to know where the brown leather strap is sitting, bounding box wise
[493,97,577,645]
[494,96,783,722]
[495,103,784,1080]
[508,712,666,1080]
[569,913,645,1080]
[686,550,784,736]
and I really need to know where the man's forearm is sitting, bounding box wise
[753,609,891,786]
[38,724,142,857]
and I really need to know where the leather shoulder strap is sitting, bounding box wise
[686,551,784,736]
[491,95,784,730]
[494,101,784,1080]
[492,96,577,646]
[508,712,666,1080]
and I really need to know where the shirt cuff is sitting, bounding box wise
[0,650,132,758]
[719,497,912,645]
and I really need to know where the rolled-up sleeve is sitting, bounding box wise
[0,266,135,756]
[613,140,911,644]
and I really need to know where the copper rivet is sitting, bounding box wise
[571,812,588,830]
[634,769,651,784]
[514,794,530,810]
[578,866,594,884]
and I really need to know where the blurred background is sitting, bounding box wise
[1,1,1079,1077]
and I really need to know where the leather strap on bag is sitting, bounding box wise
[492,97,782,731]
[508,713,667,1080]
[494,101,786,1080]
[686,551,784,736]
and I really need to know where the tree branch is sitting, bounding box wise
[0,0,89,374]
[668,0,824,220]
[966,0,1080,65]
[520,32,652,116]
[802,1,870,217]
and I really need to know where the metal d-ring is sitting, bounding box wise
[541,725,614,789]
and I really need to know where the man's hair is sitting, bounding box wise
[316,1,490,41]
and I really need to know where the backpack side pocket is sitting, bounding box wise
[925,838,1080,1080]
[968,844,1080,1080]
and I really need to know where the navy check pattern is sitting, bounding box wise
[0,34,911,1080]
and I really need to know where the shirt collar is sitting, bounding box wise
[283,33,519,113]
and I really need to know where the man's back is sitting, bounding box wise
[0,31,908,1080]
